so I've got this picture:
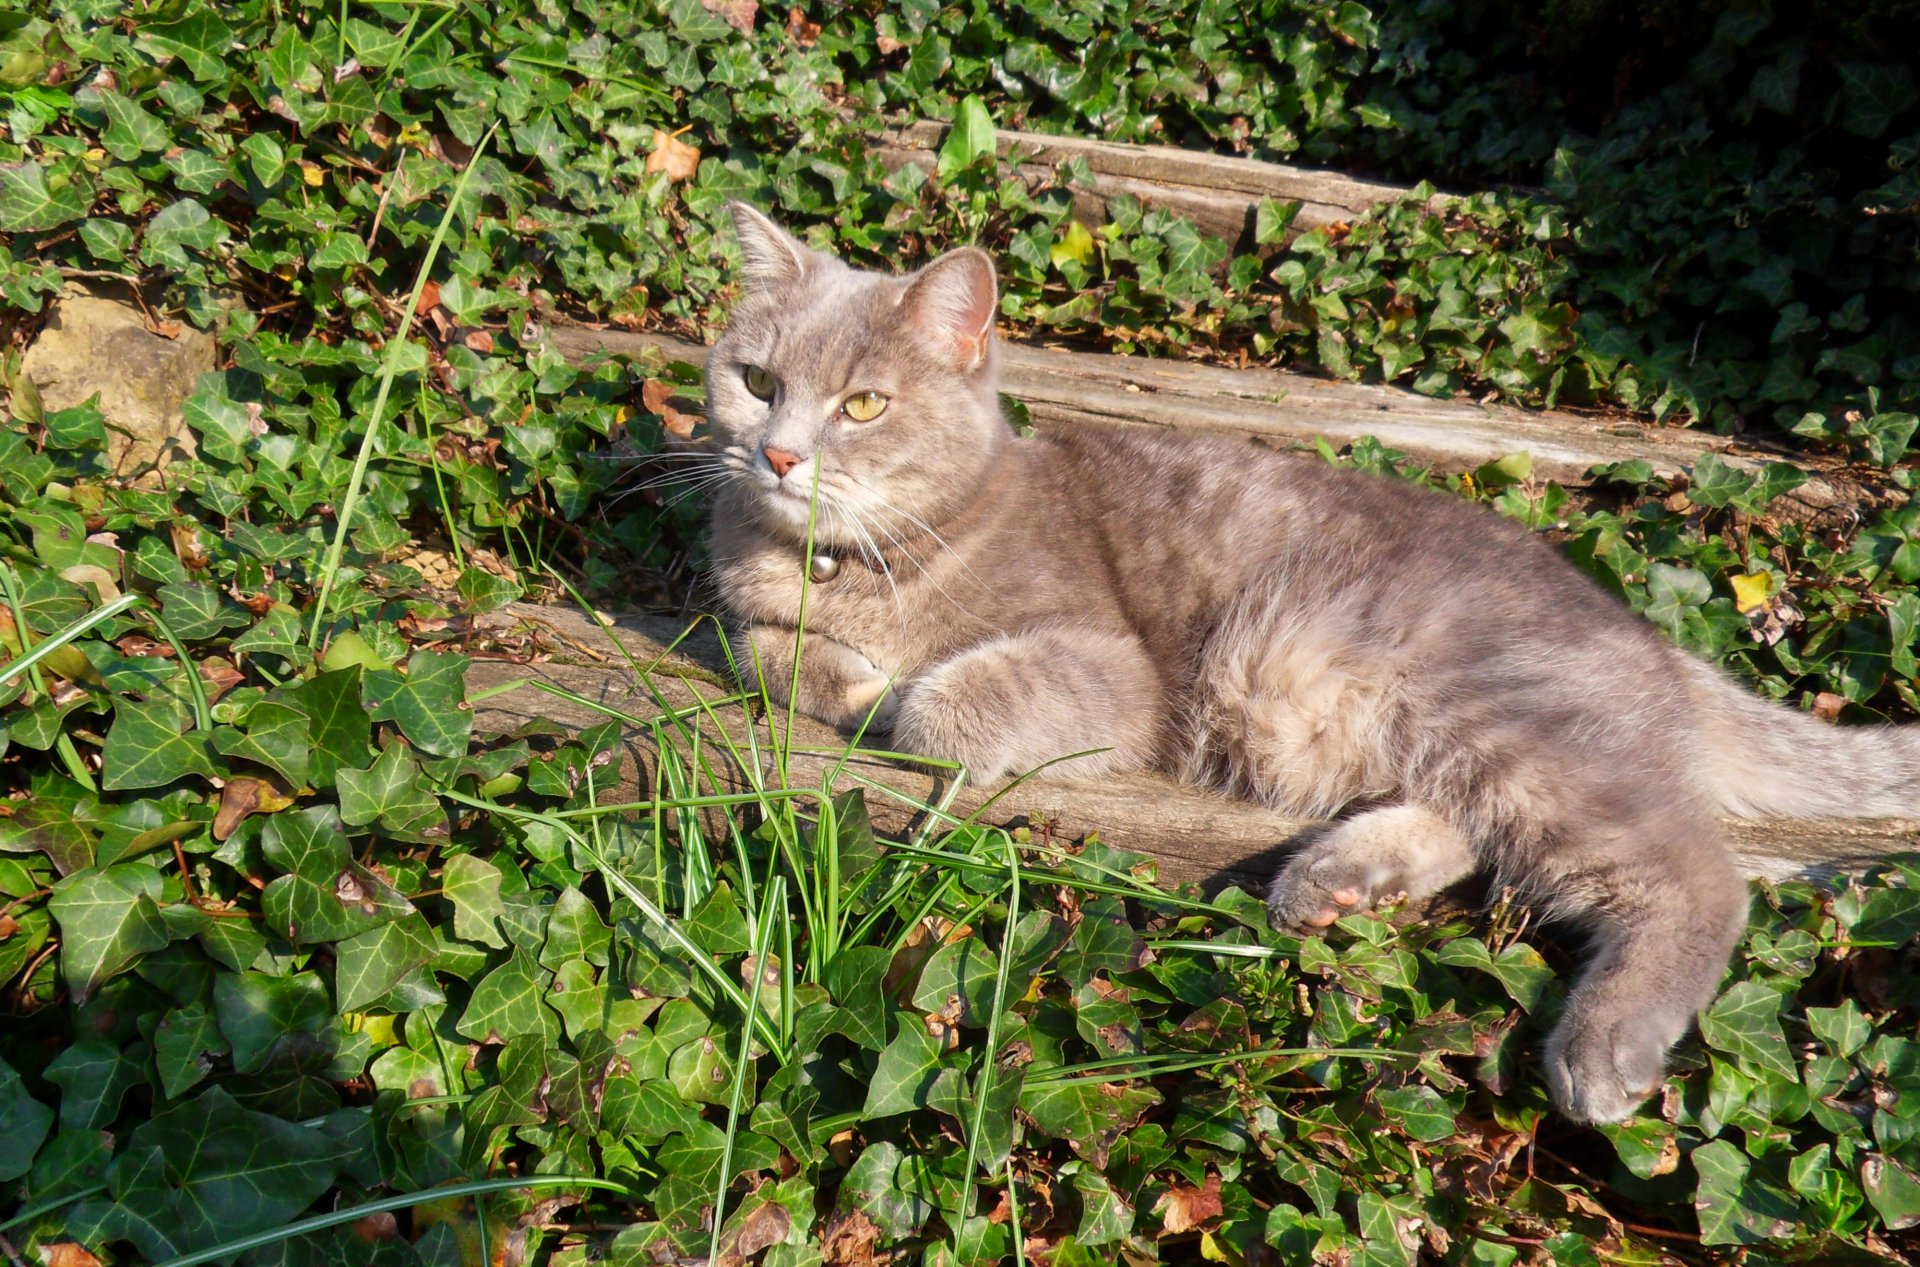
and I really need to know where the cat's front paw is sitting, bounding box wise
[1542,1004,1678,1124]
[891,672,1018,782]
[1265,852,1389,932]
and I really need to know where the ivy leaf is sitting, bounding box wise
[141,198,229,269]
[100,698,217,791]
[334,912,440,1011]
[864,1019,948,1118]
[0,772,99,875]
[1642,563,1712,637]
[937,95,997,180]
[47,863,172,1001]
[94,89,170,160]
[260,805,413,945]
[1698,981,1798,1082]
[0,1056,53,1182]
[1692,1139,1801,1245]
[92,1087,342,1259]
[137,9,236,81]
[364,652,473,757]
[444,853,508,948]
[456,948,559,1044]
[45,1037,147,1130]
[154,1003,231,1100]
[1862,1153,1920,1230]
[1018,1079,1161,1153]
[1375,1085,1456,1142]
[1432,937,1553,1011]
[337,743,447,841]
[1684,454,1756,509]
[213,699,313,786]
[294,668,373,786]
[1836,62,1918,137]
[539,884,608,965]
[158,582,252,641]
[0,160,92,232]
[655,1120,781,1198]
[1806,1000,1871,1058]
[212,971,333,1074]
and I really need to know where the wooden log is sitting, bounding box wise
[873,120,1449,250]
[465,604,1920,893]
[545,325,1855,513]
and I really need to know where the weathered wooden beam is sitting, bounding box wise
[873,120,1448,249]
[545,325,1855,512]
[465,604,1919,893]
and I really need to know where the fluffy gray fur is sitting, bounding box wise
[701,204,1920,1123]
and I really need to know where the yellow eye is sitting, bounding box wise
[743,365,776,400]
[841,390,888,422]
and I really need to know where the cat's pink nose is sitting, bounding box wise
[763,446,802,478]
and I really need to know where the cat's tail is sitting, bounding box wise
[1685,657,1920,819]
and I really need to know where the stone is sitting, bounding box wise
[20,283,209,478]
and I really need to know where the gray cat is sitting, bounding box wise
[700,203,1919,1123]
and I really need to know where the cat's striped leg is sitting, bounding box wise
[1265,805,1479,931]
[892,626,1162,783]
[1538,810,1751,1123]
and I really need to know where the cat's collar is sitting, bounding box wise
[806,549,842,584]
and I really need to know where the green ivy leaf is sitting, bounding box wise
[47,863,172,1001]
[1693,1139,1802,1245]
[100,698,217,791]
[937,95,997,181]
[0,160,92,232]
[293,668,373,786]
[213,971,333,1074]
[94,89,170,161]
[46,1037,148,1130]
[137,9,236,81]
[1018,1078,1160,1144]
[337,743,447,841]
[213,699,313,786]
[1862,1153,1920,1230]
[0,1055,53,1181]
[1375,1085,1456,1142]
[364,651,474,758]
[334,912,440,1011]
[864,1018,949,1118]
[456,947,558,1044]
[1699,981,1798,1082]
[260,805,413,944]
[444,853,508,949]
[1684,454,1756,509]
[158,582,252,641]
[154,1003,230,1100]
[79,1087,342,1260]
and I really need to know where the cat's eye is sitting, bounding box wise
[841,390,889,422]
[742,365,776,400]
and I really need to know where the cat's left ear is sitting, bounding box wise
[899,247,997,372]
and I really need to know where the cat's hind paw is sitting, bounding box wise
[1542,1005,1676,1124]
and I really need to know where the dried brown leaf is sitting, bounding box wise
[215,775,297,841]
[42,1244,104,1267]
[646,129,702,183]
[1152,1173,1223,1236]
[701,0,758,32]
[784,6,821,45]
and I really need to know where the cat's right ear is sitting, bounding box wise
[727,203,811,293]
[899,247,998,372]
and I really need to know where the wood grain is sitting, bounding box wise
[873,120,1450,250]
[547,324,1853,511]
[466,604,1919,892]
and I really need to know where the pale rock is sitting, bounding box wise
[20,284,209,478]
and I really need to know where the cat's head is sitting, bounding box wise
[704,203,1009,548]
